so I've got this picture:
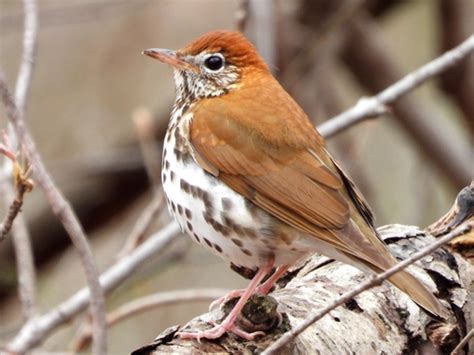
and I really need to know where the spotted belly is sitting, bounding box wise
[160,112,309,269]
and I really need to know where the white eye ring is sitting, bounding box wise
[203,53,225,72]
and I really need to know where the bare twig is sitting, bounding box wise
[0,75,107,354]
[451,328,474,355]
[338,17,471,188]
[133,107,162,193]
[249,0,276,71]
[72,288,228,352]
[0,160,32,241]
[0,0,38,323]
[14,0,38,115]
[235,0,249,32]
[5,222,180,353]
[318,34,474,138]
[115,108,166,257]
[116,196,163,258]
[438,0,474,129]
[262,222,472,354]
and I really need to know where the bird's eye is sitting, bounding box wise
[204,55,224,71]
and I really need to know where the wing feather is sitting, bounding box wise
[190,76,350,233]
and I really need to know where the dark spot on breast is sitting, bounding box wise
[171,202,176,212]
[213,243,223,253]
[231,238,243,247]
[170,171,175,181]
[185,208,192,219]
[201,192,212,210]
[174,148,182,161]
[193,233,201,243]
[243,227,257,239]
[177,205,183,215]
[164,160,170,170]
[186,221,193,232]
[244,198,260,218]
[241,248,252,256]
[162,173,167,183]
[180,179,191,193]
[221,197,232,211]
[204,238,212,247]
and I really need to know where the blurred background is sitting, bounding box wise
[0,0,472,353]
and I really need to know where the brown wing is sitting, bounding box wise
[190,76,352,248]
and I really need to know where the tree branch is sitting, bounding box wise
[0,75,107,354]
[1,0,38,323]
[72,288,229,352]
[263,222,472,354]
[134,189,473,354]
[5,222,180,353]
[318,33,474,138]
[338,16,471,188]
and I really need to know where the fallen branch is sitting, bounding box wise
[263,222,472,354]
[134,185,473,354]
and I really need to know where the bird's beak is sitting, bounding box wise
[142,48,195,71]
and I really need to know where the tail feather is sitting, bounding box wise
[332,158,449,319]
[340,219,449,319]
[388,270,449,319]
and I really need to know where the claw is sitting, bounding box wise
[177,321,265,341]
[209,289,246,311]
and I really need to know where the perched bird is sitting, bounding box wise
[143,30,447,340]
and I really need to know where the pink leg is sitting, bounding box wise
[256,265,290,294]
[209,265,290,311]
[178,261,275,340]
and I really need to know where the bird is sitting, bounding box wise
[143,30,448,340]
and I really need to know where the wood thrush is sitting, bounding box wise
[143,30,448,340]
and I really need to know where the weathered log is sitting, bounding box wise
[132,185,473,354]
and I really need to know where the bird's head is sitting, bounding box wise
[143,30,269,103]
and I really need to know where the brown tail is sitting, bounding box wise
[333,159,449,319]
[388,269,449,319]
[342,217,449,319]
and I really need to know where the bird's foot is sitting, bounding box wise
[209,284,274,311]
[209,289,245,311]
[177,319,265,341]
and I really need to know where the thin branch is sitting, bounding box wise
[116,195,163,259]
[0,75,107,354]
[235,0,249,32]
[318,34,474,138]
[249,0,276,71]
[438,0,474,129]
[14,0,38,116]
[0,167,31,241]
[115,108,166,257]
[1,0,38,323]
[262,222,473,355]
[5,222,180,353]
[133,107,162,193]
[451,328,474,355]
[72,288,228,352]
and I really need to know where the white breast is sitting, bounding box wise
[161,108,311,268]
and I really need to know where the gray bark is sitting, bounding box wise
[132,187,473,354]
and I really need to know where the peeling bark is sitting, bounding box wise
[132,186,473,354]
